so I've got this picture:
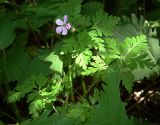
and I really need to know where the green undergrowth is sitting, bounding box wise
[0,0,160,125]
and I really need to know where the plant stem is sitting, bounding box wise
[0,110,17,123]
[68,56,75,102]
[47,23,54,46]
[70,87,75,102]
[48,22,55,48]
[11,104,23,122]
[86,79,99,95]
[82,78,87,96]
[69,71,74,102]
[65,93,69,108]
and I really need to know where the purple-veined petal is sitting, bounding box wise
[63,15,68,24]
[66,23,72,29]
[56,19,64,25]
[62,27,68,35]
[56,26,63,34]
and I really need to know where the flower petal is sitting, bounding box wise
[66,23,72,29]
[63,15,68,24]
[62,27,68,35]
[56,19,64,25]
[56,26,63,34]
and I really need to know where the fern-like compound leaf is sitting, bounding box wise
[92,10,120,36]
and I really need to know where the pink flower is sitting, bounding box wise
[55,15,72,35]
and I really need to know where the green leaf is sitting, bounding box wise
[8,75,39,102]
[105,38,121,64]
[0,15,15,49]
[121,70,134,92]
[114,23,141,41]
[89,30,105,52]
[88,68,134,125]
[147,37,160,62]
[81,56,107,75]
[76,31,93,51]
[7,91,22,103]
[34,73,47,88]
[133,68,151,80]
[71,15,91,31]
[82,1,103,15]
[75,49,92,70]
[21,58,50,81]
[21,1,60,29]
[66,101,92,123]
[4,46,30,81]
[121,35,154,69]
[61,31,93,56]
[92,10,120,36]
[44,52,63,74]
[113,15,145,41]
[20,109,76,125]
[58,0,81,16]
[61,37,74,54]
[133,65,160,80]
[29,99,46,118]
[7,73,48,103]
[122,35,147,58]
[20,110,54,125]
